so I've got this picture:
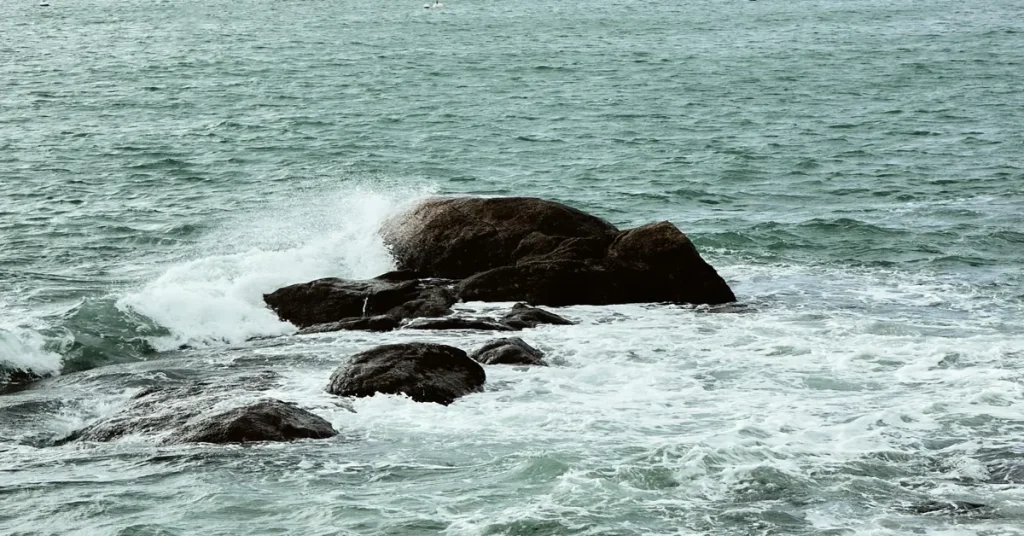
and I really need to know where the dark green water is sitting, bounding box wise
[2,0,1023,534]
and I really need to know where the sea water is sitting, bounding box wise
[2,0,1023,534]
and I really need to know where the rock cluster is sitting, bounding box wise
[58,197,736,447]
[264,196,733,334]
[381,197,735,306]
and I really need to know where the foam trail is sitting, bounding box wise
[118,184,429,350]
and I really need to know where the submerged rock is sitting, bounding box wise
[171,399,337,444]
[326,343,485,405]
[914,500,987,514]
[470,337,546,366]
[500,303,575,329]
[299,315,399,334]
[381,196,619,279]
[264,277,456,329]
[402,317,514,331]
[59,374,338,445]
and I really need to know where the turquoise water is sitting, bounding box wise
[2,0,1023,534]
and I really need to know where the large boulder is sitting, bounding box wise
[381,196,734,306]
[604,222,736,304]
[326,343,485,405]
[470,337,547,366]
[264,276,456,329]
[459,221,735,306]
[172,399,336,444]
[381,197,619,279]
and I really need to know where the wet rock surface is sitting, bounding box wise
[299,315,399,334]
[470,337,547,366]
[500,303,575,329]
[264,197,734,334]
[381,196,619,279]
[171,399,337,444]
[913,500,987,514]
[457,221,735,306]
[57,371,336,445]
[264,277,456,329]
[326,343,485,405]
[402,317,514,331]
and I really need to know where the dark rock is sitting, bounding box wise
[458,222,735,306]
[1,368,42,389]
[510,232,568,261]
[501,303,575,329]
[171,399,337,444]
[470,337,546,366]
[457,261,619,306]
[384,285,458,321]
[516,236,611,266]
[298,315,399,334]
[326,343,485,405]
[56,372,339,445]
[403,317,514,331]
[66,385,202,443]
[381,197,619,279]
[373,269,425,281]
[914,500,987,514]
[605,222,736,305]
[264,277,456,328]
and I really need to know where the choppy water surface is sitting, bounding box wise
[2,0,1024,534]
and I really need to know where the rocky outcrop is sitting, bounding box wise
[171,399,336,444]
[381,197,734,306]
[263,197,735,334]
[470,337,546,366]
[60,378,337,445]
[458,221,735,306]
[501,303,575,329]
[264,276,456,329]
[381,197,619,279]
[326,343,485,405]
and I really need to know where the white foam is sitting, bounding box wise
[117,184,432,350]
[0,323,63,378]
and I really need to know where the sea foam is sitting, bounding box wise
[0,322,63,379]
[117,184,430,350]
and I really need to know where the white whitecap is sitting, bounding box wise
[0,323,63,378]
[117,183,432,350]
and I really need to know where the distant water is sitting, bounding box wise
[2,0,1024,534]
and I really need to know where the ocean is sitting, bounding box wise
[2,0,1023,534]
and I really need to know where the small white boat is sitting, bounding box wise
[424,1,443,8]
